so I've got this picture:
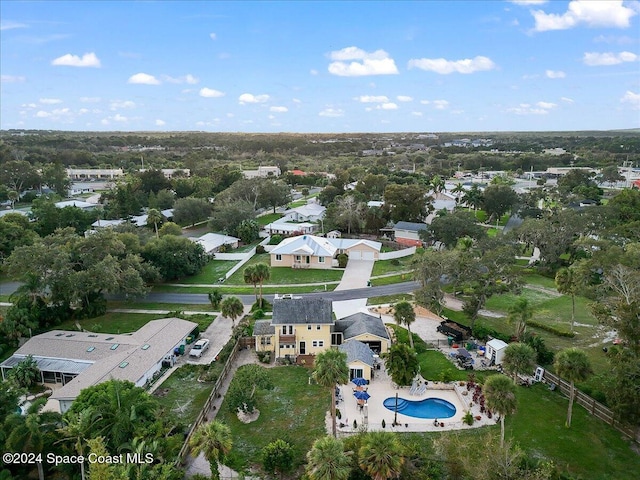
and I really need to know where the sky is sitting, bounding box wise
[1,0,639,133]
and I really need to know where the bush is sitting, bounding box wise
[390,258,401,266]
[462,410,475,425]
[337,253,349,268]
[472,323,510,343]
[528,320,575,338]
[255,244,266,254]
[252,309,265,320]
[269,234,283,245]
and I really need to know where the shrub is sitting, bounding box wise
[337,253,349,268]
[255,244,266,254]
[252,309,265,320]
[269,234,283,245]
[390,258,401,266]
[528,320,575,338]
[462,410,474,425]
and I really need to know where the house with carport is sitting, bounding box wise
[390,221,427,247]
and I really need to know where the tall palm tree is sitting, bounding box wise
[555,267,577,333]
[462,184,483,211]
[430,174,445,193]
[146,208,163,238]
[306,435,352,480]
[253,262,271,308]
[483,375,517,448]
[358,431,405,480]
[502,343,536,385]
[220,296,244,327]
[554,348,592,428]
[452,182,465,203]
[312,349,349,437]
[243,265,259,303]
[507,298,532,341]
[207,289,223,309]
[189,420,232,480]
[57,408,103,480]
[393,301,416,349]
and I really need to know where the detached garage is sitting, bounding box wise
[334,239,381,261]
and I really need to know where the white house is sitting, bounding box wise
[485,338,508,366]
[284,202,326,222]
[264,221,317,236]
[270,234,381,268]
[243,166,281,179]
[192,233,240,254]
[55,200,97,210]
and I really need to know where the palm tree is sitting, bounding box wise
[554,348,592,428]
[555,267,577,333]
[220,296,244,327]
[430,174,445,193]
[207,289,223,309]
[312,348,349,437]
[57,408,103,480]
[452,182,465,203]
[253,262,271,308]
[462,184,483,211]
[7,190,19,209]
[502,343,536,385]
[393,301,416,349]
[306,436,351,480]
[507,298,532,341]
[483,375,517,448]
[146,208,163,238]
[243,265,259,303]
[358,431,405,480]
[189,420,232,480]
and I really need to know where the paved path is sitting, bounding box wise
[332,259,375,319]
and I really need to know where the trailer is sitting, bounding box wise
[436,320,473,342]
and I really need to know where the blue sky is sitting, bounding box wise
[1,0,639,133]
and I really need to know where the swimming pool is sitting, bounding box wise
[383,397,457,419]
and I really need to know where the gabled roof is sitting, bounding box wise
[286,202,326,217]
[335,312,390,341]
[253,320,275,336]
[271,297,333,325]
[270,235,337,257]
[192,232,240,253]
[55,200,95,209]
[394,221,428,232]
[338,340,375,367]
[92,219,124,228]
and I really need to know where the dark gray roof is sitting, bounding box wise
[338,340,375,367]
[271,297,333,325]
[1,355,92,375]
[334,312,390,341]
[253,320,275,336]
[394,221,428,231]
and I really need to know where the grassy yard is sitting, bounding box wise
[484,287,560,312]
[522,271,557,289]
[177,259,238,284]
[225,253,344,285]
[107,301,218,312]
[256,213,283,226]
[367,293,414,305]
[371,255,416,276]
[154,364,214,425]
[152,284,337,295]
[57,312,164,333]
[370,273,413,286]
[218,365,326,475]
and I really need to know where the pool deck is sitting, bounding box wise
[333,361,497,435]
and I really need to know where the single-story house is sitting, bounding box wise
[55,200,97,210]
[283,202,326,222]
[0,318,197,413]
[430,191,457,212]
[338,340,377,381]
[367,200,385,208]
[91,219,125,229]
[243,166,281,179]
[263,221,317,236]
[192,232,240,254]
[254,320,276,353]
[391,221,428,247]
[334,312,391,354]
[485,338,508,366]
[269,235,381,268]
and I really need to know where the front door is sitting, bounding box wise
[299,341,306,355]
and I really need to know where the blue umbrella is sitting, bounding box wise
[353,390,371,401]
[352,377,368,386]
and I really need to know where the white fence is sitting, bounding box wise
[379,247,416,260]
[221,236,271,280]
[215,252,253,261]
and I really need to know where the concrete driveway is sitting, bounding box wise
[332,259,375,319]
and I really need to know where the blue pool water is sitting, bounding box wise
[383,397,456,419]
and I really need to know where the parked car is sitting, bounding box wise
[189,339,210,358]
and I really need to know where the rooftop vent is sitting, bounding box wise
[110,344,119,350]
[119,362,128,368]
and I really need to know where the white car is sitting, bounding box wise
[189,339,210,358]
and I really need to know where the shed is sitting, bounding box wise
[485,339,508,365]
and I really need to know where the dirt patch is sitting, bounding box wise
[153,388,170,398]
[369,304,443,321]
[237,408,260,424]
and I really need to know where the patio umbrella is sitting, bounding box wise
[353,390,371,401]
[352,377,368,387]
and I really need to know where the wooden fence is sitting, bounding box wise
[541,369,640,443]
[177,340,242,464]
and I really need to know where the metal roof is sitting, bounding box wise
[1,355,93,375]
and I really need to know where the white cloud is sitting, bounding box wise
[310,69,319,75]
[35,111,51,118]
[411,111,423,116]
[1,21,28,30]
[128,73,160,85]
[39,98,62,105]
[162,74,199,84]
[545,70,566,78]
[155,119,166,126]
[621,90,640,109]
[80,96,101,103]
[354,95,389,103]
[319,108,344,117]
[209,32,217,40]
[532,0,637,32]
[110,100,136,110]
[507,101,557,115]
[377,103,398,110]
[21,103,37,108]
[433,100,450,110]
[200,87,225,98]
[593,34,637,45]
[397,95,413,102]
[408,55,496,74]
[420,100,430,105]
[51,52,101,68]
[239,93,269,104]
[78,108,89,114]
[1,75,26,83]
[328,46,399,77]
[292,98,302,104]
[510,1,548,4]
[113,114,128,122]
[536,101,557,109]
[583,51,638,66]
[269,106,288,113]
[561,97,575,103]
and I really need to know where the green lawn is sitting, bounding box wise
[371,255,416,276]
[154,364,214,425]
[57,312,165,333]
[367,293,414,305]
[256,213,283,226]
[107,301,218,312]
[177,259,238,284]
[152,284,337,295]
[370,273,413,286]
[225,253,344,285]
[218,365,326,475]
[522,271,557,289]
[484,287,558,312]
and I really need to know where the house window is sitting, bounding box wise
[295,255,301,262]
[316,325,321,330]
[275,254,282,261]
[307,325,312,330]
[318,340,324,347]
[266,337,271,345]
[312,340,318,347]
[319,256,325,263]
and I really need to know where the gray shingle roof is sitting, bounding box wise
[338,340,375,367]
[271,297,333,325]
[334,312,390,341]
[394,221,428,231]
[253,320,275,336]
